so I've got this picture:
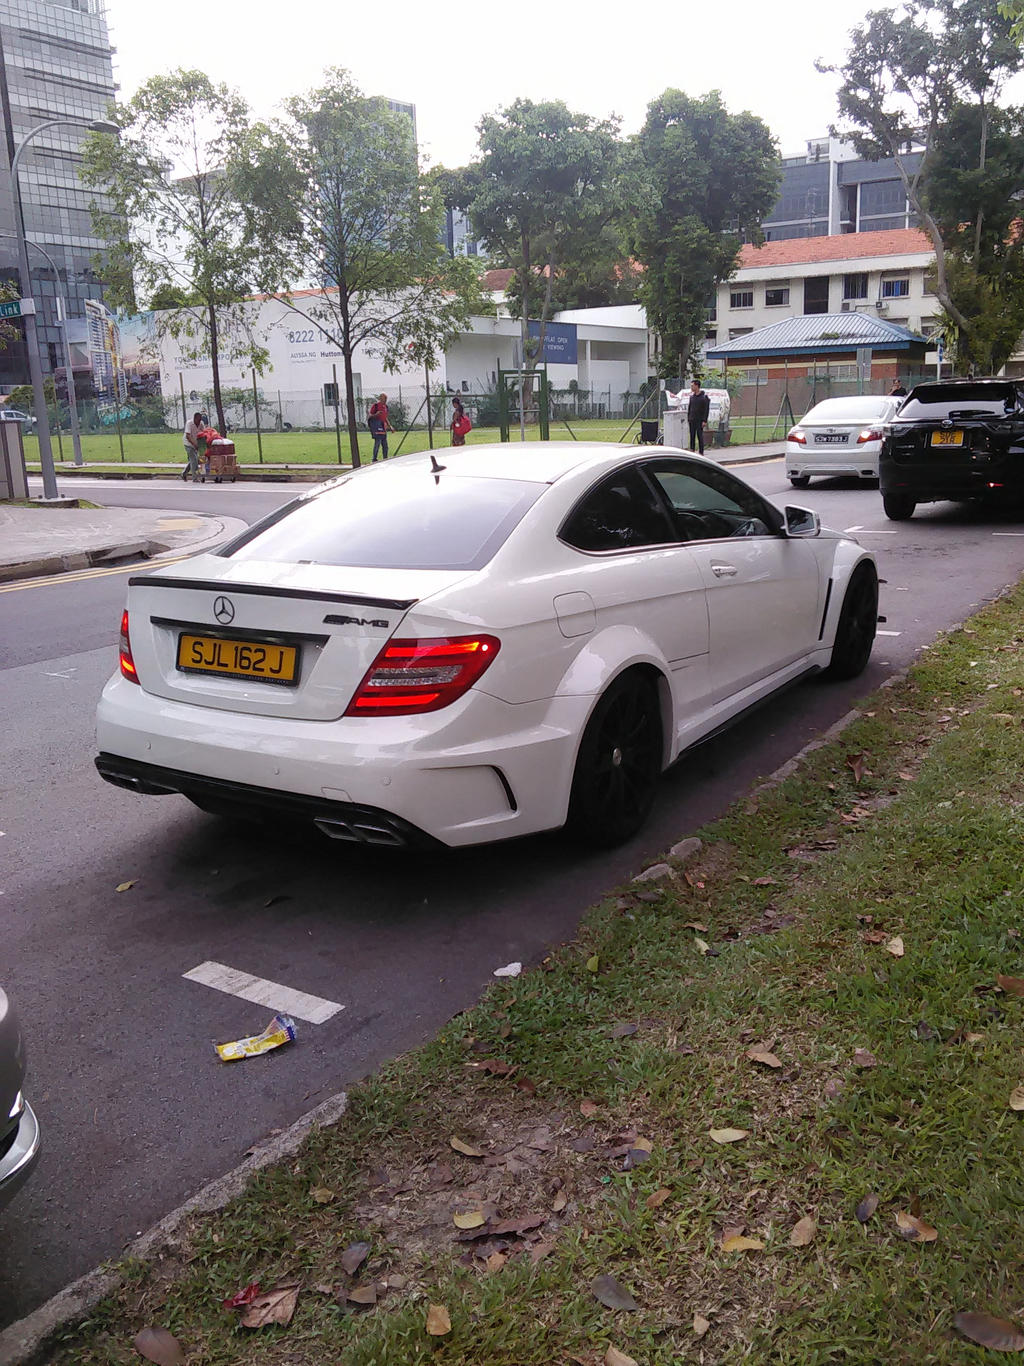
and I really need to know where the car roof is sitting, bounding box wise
[803,395,894,414]
[364,442,695,486]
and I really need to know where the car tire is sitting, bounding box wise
[789,475,811,489]
[565,671,662,847]
[882,492,915,520]
[825,564,878,680]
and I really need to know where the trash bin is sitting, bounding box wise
[207,439,238,483]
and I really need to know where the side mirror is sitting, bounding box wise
[784,505,820,538]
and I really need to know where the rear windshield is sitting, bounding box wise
[898,383,1020,420]
[221,470,543,571]
[802,398,894,424]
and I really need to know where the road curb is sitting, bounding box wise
[0,1091,348,1366]
[0,514,247,585]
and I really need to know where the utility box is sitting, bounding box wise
[0,421,27,499]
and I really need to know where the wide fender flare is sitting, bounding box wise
[554,624,675,768]
[822,546,878,644]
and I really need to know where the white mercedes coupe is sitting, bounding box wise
[95,444,878,849]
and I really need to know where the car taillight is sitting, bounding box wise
[119,608,139,684]
[344,635,501,716]
[787,427,806,445]
[857,427,884,443]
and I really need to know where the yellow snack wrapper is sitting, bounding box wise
[214,1014,297,1063]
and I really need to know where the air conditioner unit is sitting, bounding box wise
[840,301,852,312]
[876,300,890,315]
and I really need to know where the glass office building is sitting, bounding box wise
[0,0,117,392]
[762,137,923,243]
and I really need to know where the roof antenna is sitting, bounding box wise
[430,454,446,475]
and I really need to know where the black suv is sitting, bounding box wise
[879,378,1024,520]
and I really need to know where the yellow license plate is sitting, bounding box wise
[176,633,298,685]
[930,429,964,446]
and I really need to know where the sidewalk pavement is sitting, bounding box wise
[0,504,248,583]
[24,441,785,483]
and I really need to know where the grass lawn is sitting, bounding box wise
[23,418,776,471]
[40,584,1024,1364]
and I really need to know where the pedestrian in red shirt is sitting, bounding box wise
[368,393,394,462]
[450,397,472,446]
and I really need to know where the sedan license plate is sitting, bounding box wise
[815,433,847,444]
[176,633,298,685]
[930,429,964,446]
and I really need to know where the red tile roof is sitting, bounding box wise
[483,268,515,291]
[738,228,932,270]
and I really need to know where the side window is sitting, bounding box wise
[561,467,675,552]
[645,461,780,541]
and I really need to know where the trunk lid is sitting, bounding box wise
[125,554,476,721]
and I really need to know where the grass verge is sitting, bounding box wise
[42,585,1024,1365]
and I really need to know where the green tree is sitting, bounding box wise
[630,89,780,380]
[821,0,1023,372]
[251,69,484,465]
[457,99,628,388]
[81,70,293,433]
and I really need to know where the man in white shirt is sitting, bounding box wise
[182,411,204,482]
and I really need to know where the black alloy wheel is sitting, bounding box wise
[566,672,662,847]
[826,564,879,680]
[789,474,811,489]
[882,491,916,520]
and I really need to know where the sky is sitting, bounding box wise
[107,0,867,166]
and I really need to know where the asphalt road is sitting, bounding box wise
[3,462,1024,1328]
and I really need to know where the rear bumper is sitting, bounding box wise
[786,446,879,478]
[0,1094,39,1212]
[95,674,591,847]
[881,456,1024,502]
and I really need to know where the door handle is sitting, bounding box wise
[710,562,737,577]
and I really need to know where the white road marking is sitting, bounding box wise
[992,532,1024,536]
[183,960,345,1025]
[843,525,864,533]
[851,528,897,533]
[876,629,902,636]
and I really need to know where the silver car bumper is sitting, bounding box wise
[0,1090,40,1210]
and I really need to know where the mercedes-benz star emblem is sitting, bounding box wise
[213,596,235,624]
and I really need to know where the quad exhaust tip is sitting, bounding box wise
[314,817,407,847]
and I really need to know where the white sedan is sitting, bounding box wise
[785,395,902,487]
[95,444,878,849]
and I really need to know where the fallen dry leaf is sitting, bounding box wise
[853,1048,878,1068]
[895,1210,938,1242]
[132,1327,184,1366]
[954,1311,1024,1351]
[898,771,916,782]
[886,936,905,958]
[862,929,888,944]
[474,1057,516,1076]
[693,1312,711,1338]
[746,1048,782,1069]
[591,1274,639,1311]
[484,1251,506,1274]
[709,1127,749,1144]
[551,1189,567,1213]
[580,1099,599,1118]
[609,1022,639,1039]
[115,880,136,894]
[605,1348,638,1366]
[997,975,1024,996]
[646,1188,672,1210]
[239,1283,299,1329]
[721,1234,764,1252]
[694,938,711,955]
[790,1215,817,1247]
[855,1193,879,1223]
[340,1242,370,1275]
[426,1303,451,1336]
[1009,1086,1024,1111]
[347,1284,377,1307]
[846,752,865,783]
[586,954,600,973]
[529,1238,557,1264]
[450,1136,483,1158]
[222,1282,261,1309]
[965,1031,986,1044]
[453,1210,486,1230]
[683,921,709,932]
[310,1186,335,1205]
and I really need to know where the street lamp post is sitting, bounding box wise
[9,117,118,499]
[0,234,84,466]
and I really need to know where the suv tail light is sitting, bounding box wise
[345,635,501,716]
[857,427,884,443]
[119,609,140,684]
[787,426,806,445]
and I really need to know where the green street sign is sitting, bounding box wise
[0,297,35,319]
